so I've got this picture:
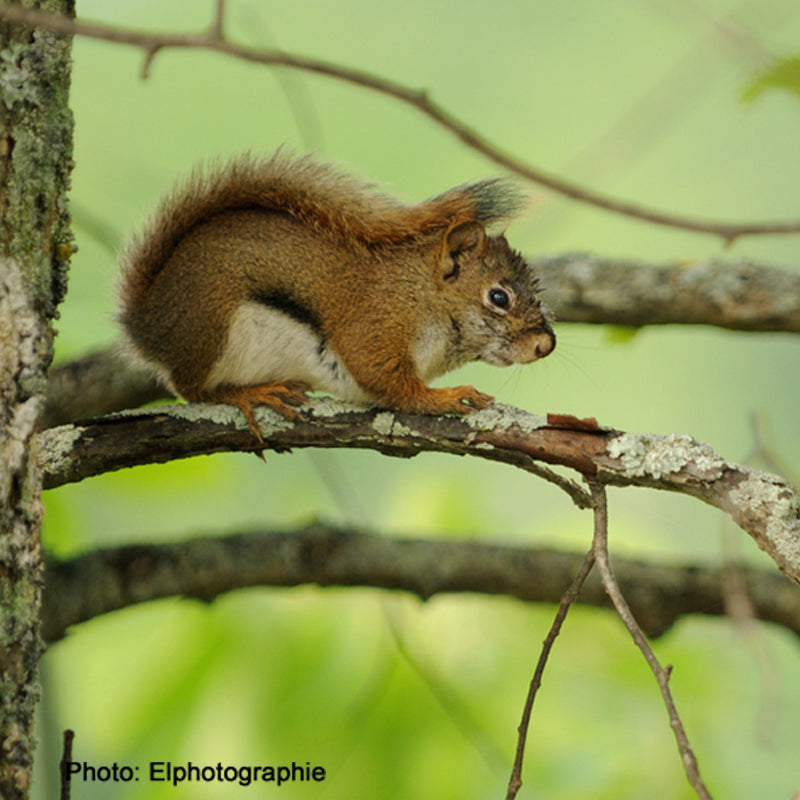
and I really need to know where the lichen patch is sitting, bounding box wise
[466,403,546,433]
[607,432,726,480]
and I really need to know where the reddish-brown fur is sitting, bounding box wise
[119,150,523,310]
[118,152,554,439]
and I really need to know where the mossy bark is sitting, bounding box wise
[0,1,74,797]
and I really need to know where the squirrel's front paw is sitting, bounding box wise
[415,385,494,415]
[451,385,494,411]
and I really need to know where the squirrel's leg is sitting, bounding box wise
[337,343,494,415]
[198,380,311,441]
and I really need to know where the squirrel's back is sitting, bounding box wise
[119,150,525,309]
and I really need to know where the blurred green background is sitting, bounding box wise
[36,0,800,798]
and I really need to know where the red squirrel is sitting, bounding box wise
[118,152,555,438]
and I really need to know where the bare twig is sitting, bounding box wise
[1,2,799,242]
[59,729,74,800]
[589,482,713,799]
[210,0,226,39]
[505,548,595,800]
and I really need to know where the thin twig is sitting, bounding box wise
[211,0,226,39]
[505,548,596,800]
[59,729,74,800]
[384,602,508,775]
[588,482,714,800]
[0,2,799,242]
[140,45,161,80]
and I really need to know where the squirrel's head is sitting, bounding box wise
[436,220,555,369]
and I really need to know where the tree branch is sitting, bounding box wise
[534,254,800,332]
[37,400,800,586]
[43,346,165,428]
[1,2,799,242]
[41,522,800,644]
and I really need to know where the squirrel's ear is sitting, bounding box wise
[438,221,488,282]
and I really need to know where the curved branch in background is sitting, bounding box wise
[41,254,800,429]
[534,254,800,331]
[41,522,800,643]
[1,2,799,242]
[37,400,800,586]
[43,346,165,428]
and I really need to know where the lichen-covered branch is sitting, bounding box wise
[41,522,800,643]
[534,254,800,332]
[37,399,800,586]
[598,431,800,586]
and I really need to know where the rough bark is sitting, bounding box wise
[40,523,800,644]
[533,254,800,331]
[0,1,74,797]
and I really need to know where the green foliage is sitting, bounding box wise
[603,325,641,345]
[742,55,800,104]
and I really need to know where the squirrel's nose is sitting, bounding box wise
[535,328,556,359]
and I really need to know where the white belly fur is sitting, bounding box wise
[205,301,370,403]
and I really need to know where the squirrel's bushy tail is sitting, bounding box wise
[119,150,525,308]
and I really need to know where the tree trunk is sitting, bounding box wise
[0,1,74,797]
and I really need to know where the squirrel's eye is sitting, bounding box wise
[487,286,511,312]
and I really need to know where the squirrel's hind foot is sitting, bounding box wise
[200,380,312,441]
